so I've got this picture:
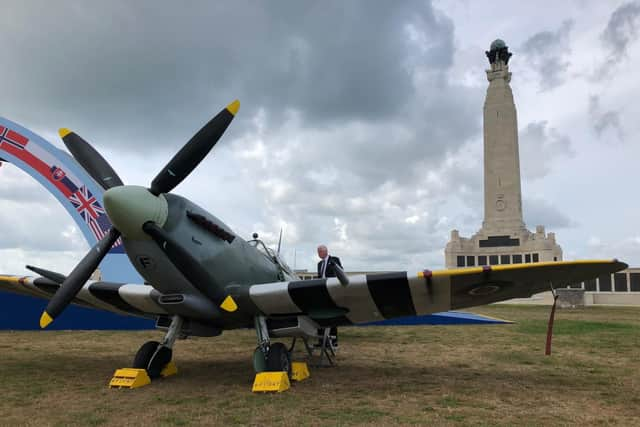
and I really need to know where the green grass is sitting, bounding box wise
[0,305,639,426]
[516,319,636,335]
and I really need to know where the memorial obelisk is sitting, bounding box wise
[445,40,562,268]
[482,39,525,235]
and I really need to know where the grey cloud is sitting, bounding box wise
[256,199,454,271]
[0,200,87,251]
[523,197,572,230]
[519,121,574,180]
[601,1,640,60]
[588,95,624,141]
[0,161,85,206]
[582,235,640,263]
[0,248,86,277]
[0,161,89,252]
[232,118,486,271]
[0,0,451,153]
[228,70,483,207]
[520,20,574,91]
[0,168,47,204]
[0,1,487,273]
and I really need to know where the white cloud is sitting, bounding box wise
[1,0,639,278]
[520,121,574,180]
[588,95,625,141]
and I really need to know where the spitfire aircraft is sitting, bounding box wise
[0,100,627,380]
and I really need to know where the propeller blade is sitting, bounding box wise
[40,227,121,328]
[26,265,67,284]
[59,128,124,190]
[149,100,239,195]
[142,221,237,312]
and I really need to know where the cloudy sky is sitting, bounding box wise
[1,0,639,277]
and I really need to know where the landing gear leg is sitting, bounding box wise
[314,328,336,367]
[252,315,291,378]
[253,315,270,374]
[133,315,182,379]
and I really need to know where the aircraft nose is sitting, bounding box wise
[103,185,168,239]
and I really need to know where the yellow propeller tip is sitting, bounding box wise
[39,311,53,329]
[58,128,72,138]
[220,295,238,312]
[226,100,240,116]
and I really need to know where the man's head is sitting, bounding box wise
[317,245,328,259]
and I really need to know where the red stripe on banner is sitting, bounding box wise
[7,130,28,147]
[0,137,73,198]
[89,221,102,240]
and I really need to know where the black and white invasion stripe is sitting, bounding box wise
[249,271,453,325]
[7,276,166,318]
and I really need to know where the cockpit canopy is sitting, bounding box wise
[247,238,295,279]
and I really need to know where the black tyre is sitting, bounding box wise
[147,346,172,379]
[266,342,291,378]
[133,340,160,369]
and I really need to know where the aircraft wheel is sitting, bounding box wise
[266,342,291,378]
[147,346,172,379]
[253,346,267,373]
[133,340,160,369]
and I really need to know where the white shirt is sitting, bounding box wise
[321,256,329,278]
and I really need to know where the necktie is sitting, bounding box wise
[322,258,328,278]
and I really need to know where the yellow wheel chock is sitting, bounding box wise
[160,361,178,378]
[108,368,151,389]
[252,371,290,392]
[108,362,178,389]
[291,362,310,381]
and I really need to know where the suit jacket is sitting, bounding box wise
[317,256,342,278]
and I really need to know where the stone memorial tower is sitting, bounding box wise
[445,39,563,268]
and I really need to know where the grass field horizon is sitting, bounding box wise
[1,305,638,426]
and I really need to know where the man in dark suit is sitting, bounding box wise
[317,244,343,280]
[317,244,342,347]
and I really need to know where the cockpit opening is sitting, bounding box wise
[247,234,295,278]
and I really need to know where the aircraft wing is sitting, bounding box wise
[0,274,166,319]
[246,260,627,326]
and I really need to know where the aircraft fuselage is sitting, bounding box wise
[121,193,286,329]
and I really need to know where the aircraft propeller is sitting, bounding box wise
[59,129,124,190]
[149,100,238,195]
[40,228,120,327]
[39,100,240,328]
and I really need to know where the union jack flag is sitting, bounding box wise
[69,186,107,240]
[95,211,123,247]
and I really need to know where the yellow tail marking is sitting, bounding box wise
[226,100,240,116]
[39,311,53,329]
[220,295,238,312]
